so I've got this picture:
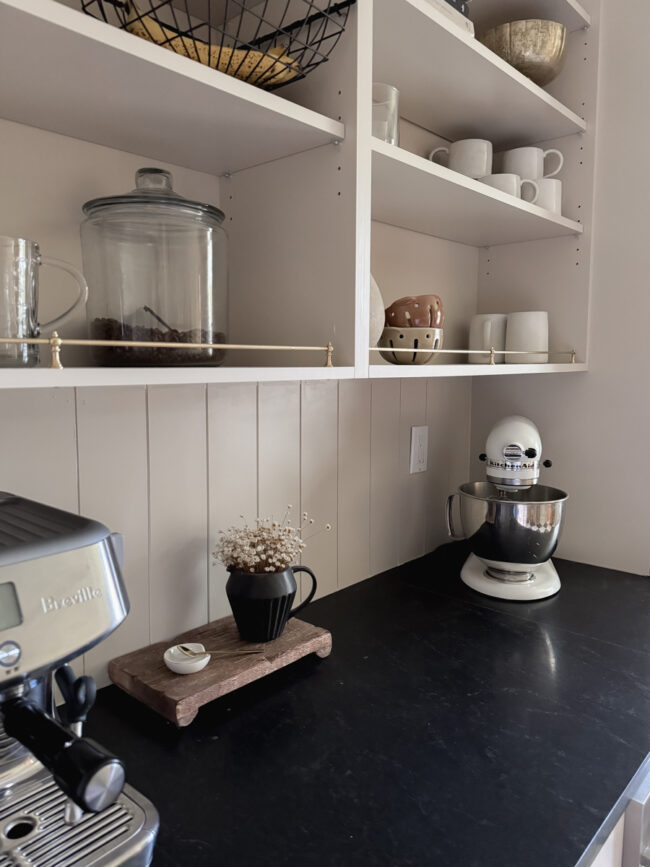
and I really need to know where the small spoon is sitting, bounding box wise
[177,644,264,658]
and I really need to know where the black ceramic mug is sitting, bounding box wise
[225,566,317,642]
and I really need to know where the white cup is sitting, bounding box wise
[372,83,400,146]
[469,313,508,364]
[479,173,539,203]
[505,311,549,364]
[535,178,562,214]
[428,139,493,179]
[502,147,564,179]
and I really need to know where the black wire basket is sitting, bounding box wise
[80,0,356,90]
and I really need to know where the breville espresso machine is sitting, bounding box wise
[0,492,158,865]
[446,416,569,601]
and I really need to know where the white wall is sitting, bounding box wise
[0,379,470,685]
[471,0,650,576]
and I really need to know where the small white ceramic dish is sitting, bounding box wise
[163,642,210,674]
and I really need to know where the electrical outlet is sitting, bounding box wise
[409,425,428,474]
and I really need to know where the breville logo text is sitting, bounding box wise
[41,587,102,614]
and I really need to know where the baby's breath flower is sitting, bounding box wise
[213,507,332,574]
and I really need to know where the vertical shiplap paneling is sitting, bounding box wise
[258,382,301,594]
[147,385,208,643]
[301,381,338,599]
[0,388,78,510]
[207,383,258,621]
[425,379,453,553]
[338,380,371,588]
[425,379,472,553]
[446,380,472,492]
[0,388,80,684]
[398,379,428,564]
[369,379,401,576]
[76,387,149,686]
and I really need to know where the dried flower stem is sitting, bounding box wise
[213,507,331,574]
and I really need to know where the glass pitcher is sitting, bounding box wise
[0,236,88,367]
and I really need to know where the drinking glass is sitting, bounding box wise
[0,236,87,367]
[372,83,400,146]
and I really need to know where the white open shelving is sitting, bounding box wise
[470,0,591,34]
[0,0,344,175]
[0,0,596,388]
[371,139,583,245]
[373,0,586,147]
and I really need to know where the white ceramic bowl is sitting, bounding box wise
[163,643,210,674]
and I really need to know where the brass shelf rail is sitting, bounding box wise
[0,332,335,369]
[369,347,577,364]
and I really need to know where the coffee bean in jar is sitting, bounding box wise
[91,318,226,366]
[81,168,228,367]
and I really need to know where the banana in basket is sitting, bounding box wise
[124,0,301,87]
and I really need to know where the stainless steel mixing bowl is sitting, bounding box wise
[480,20,567,87]
[446,481,568,577]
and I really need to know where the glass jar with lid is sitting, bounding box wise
[81,167,227,365]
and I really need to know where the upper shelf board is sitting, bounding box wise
[368,362,588,378]
[371,140,583,246]
[373,0,586,148]
[0,0,344,176]
[0,365,356,389]
[470,0,590,34]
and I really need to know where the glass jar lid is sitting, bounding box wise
[82,168,225,225]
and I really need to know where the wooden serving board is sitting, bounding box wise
[108,616,332,727]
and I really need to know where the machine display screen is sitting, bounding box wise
[0,582,22,631]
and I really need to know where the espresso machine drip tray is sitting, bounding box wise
[0,771,157,867]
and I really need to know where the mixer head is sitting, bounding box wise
[479,415,552,490]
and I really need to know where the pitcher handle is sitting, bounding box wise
[39,257,89,331]
[445,493,464,539]
[288,566,317,618]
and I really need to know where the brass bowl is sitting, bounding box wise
[480,19,567,87]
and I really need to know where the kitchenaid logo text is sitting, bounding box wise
[41,587,103,614]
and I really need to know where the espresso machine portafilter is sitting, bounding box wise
[0,492,158,866]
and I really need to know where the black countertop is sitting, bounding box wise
[86,543,650,867]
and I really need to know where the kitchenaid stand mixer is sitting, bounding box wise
[446,416,568,601]
[0,493,158,866]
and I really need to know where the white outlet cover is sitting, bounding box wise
[409,425,428,474]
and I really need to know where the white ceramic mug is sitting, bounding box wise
[469,313,508,364]
[428,139,493,179]
[505,311,549,364]
[479,173,539,203]
[502,147,564,179]
[535,178,562,214]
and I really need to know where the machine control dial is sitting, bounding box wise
[0,641,21,667]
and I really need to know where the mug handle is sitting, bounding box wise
[520,179,539,205]
[428,146,449,164]
[39,257,89,332]
[543,149,564,178]
[288,566,317,618]
[445,494,464,539]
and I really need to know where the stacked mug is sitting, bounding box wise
[428,139,564,213]
[469,311,549,364]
